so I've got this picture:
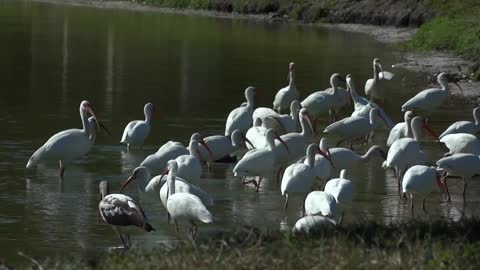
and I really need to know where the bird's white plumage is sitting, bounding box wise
[26,101,96,174]
[292,215,336,234]
[159,177,213,208]
[440,133,480,155]
[402,165,438,195]
[401,73,452,112]
[440,108,480,139]
[386,111,414,147]
[197,130,243,161]
[273,62,299,113]
[225,87,255,136]
[281,144,317,196]
[140,141,189,174]
[304,191,337,217]
[120,103,154,148]
[324,170,353,205]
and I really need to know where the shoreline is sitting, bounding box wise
[33,0,479,100]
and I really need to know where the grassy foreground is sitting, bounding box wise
[33,219,480,269]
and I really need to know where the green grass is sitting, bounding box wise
[404,0,480,59]
[22,219,480,269]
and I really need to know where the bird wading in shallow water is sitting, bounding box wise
[98,180,154,249]
[26,100,107,179]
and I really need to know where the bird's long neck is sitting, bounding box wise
[145,109,152,124]
[330,79,338,95]
[373,64,380,80]
[189,141,197,157]
[438,77,449,91]
[289,69,295,88]
[291,110,299,122]
[167,172,176,198]
[306,150,315,167]
[361,146,377,161]
[349,81,360,102]
[411,120,422,141]
[267,136,277,151]
[299,117,311,138]
[369,110,377,126]
[80,107,90,135]
[406,118,413,138]
[245,93,254,110]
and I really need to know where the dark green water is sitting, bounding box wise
[0,0,477,265]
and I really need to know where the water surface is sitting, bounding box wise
[0,0,477,265]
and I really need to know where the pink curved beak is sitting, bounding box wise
[196,149,203,160]
[275,134,289,153]
[159,167,169,183]
[422,122,440,144]
[376,111,389,127]
[120,173,136,192]
[242,134,255,149]
[303,111,314,135]
[318,146,335,168]
[200,139,214,161]
[85,105,100,130]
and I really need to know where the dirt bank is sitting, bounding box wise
[32,0,479,100]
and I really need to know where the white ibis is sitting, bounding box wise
[281,144,334,210]
[197,130,250,162]
[164,160,214,240]
[275,108,314,165]
[262,100,301,135]
[300,73,347,123]
[98,180,154,249]
[402,72,463,113]
[347,74,394,130]
[292,215,336,234]
[402,165,446,218]
[26,100,100,179]
[364,58,384,100]
[384,116,439,195]
[440,133,480,156]
[252,107,277,124]
[304,191,337,217]
[436,153,480,203]
[440,107,480,139]
[324,108,387,149]
[120,103,156,150]
[122,162,213,208]
[140,133,211,174]
[233,129,290,191]
[309,138,335,185]
[273,62,299,113]
[245,118,268,150]
[121,166,152,192]
[387,111,415,147]
[327,145,386,172]
[324,169,353,222]
[174,138,203,182]
[225,86,255,136]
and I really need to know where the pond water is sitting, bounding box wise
[0,0,478,265]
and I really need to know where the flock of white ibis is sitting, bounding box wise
[25,58,477,248]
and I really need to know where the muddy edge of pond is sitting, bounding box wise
[32,0,480,101]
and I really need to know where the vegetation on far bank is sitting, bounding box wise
[404,0,480,62]
[9,219,480,269]
[134,0,480,74]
